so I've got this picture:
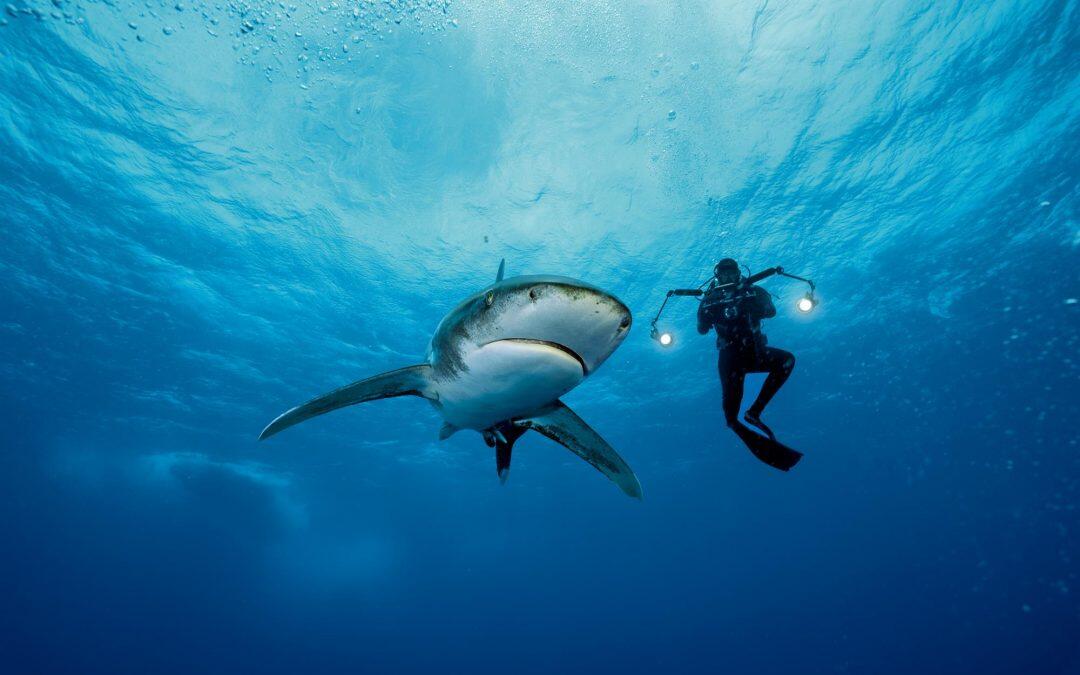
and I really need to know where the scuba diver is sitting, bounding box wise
[650,258,816,471]
[696,258,804,470]
[697,258,795,440]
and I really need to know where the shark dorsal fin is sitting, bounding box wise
[496,258,506,283]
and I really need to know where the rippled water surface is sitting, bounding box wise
[1,1,1078,673]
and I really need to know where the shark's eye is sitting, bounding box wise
[485,291,495,307]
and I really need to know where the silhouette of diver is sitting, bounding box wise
[697,258,803,470]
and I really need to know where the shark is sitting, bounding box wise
[259,260,642,499]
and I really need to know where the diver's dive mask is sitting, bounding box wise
[713,258,741,287]
[714,272,741,287]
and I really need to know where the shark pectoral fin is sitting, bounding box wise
[519,401,643,499]
[259,364,435,441]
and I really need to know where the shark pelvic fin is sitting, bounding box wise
[259,364,435,441]
[496,258,506,282]
[438,422,460,441]
[517,401,642,499]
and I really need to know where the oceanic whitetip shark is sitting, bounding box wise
[259,260,642,498]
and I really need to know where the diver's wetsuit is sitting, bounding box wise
[697,282,795,428]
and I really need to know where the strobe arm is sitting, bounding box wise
[746,266,783,284]
[650,265,819,345]
[747,266,816,291]
[763,266,818,313]
[651,288,703,333]
[774,267,816,292]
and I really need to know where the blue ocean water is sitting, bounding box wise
[1,0,1078,672]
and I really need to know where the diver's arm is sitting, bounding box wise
[753,286,776,318]
[697,301,712,334]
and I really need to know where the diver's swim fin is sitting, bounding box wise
[517,401,643,499]
[743,411,775,440]
[730,421,803,471]
[259,364,435,440]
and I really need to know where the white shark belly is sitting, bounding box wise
[435,339,584,430]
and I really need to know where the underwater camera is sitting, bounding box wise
[650,266,817,346]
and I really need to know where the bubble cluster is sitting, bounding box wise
[1,0,459,83]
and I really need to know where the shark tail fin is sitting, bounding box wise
[515,400,642,499]
[259,364,435,440]
[496,258,506,282]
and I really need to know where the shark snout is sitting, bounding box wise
[461,275,633,377]
[529,280,631,374]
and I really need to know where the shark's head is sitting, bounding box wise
[430,275,632,376]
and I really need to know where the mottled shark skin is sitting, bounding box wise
[259,264,641,499]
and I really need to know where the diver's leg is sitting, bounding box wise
[745,347,794,421]
[721,350,802,470]
[717,350,744,428]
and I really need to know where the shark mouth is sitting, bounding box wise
[495,338,589,375]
